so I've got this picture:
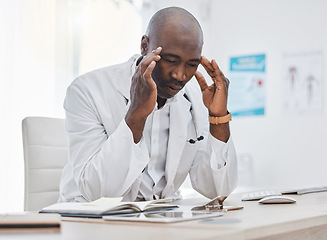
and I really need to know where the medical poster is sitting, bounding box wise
[282,50,324,115]
[228,54,266,116]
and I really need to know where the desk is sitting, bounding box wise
[1,191,327,240]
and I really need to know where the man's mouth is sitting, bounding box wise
[167,83,183,91]
[168,85,182,91]
[158,81,185,98]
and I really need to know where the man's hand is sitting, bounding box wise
[194,56,229,117]
[125,47,162,143]
[195,56,230,142]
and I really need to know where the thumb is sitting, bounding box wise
[194,71,208,92]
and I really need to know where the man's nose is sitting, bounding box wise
[171,65,186,81]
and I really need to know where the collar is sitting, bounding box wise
[116,54,140,101]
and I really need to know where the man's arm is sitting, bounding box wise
[64,81,152,201]
[209,122,230,143]
[188,57,237,199]
[125,47,162,143]
[63,49,162,201]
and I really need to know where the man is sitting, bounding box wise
[59,7,237,203]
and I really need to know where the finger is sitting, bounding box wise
[143,61,156,87]
[139,46,162,74]
[224,77,230,88]
[212,59,230,89]
[201,56,214,72]
[200,57,218,81]
[194,71,208,92]
[212,59,225,80]
[202,64,216,80]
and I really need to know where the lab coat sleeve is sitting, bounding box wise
[64,83,150,201]
[190,134,238,199]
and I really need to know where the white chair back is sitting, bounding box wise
[22,117,68,211]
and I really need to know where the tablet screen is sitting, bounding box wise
[103,210,224,223]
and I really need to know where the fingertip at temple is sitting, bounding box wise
[195,72,208,91]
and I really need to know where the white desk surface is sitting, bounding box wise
[1,191,327,240]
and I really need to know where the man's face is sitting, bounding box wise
[145,23,203,99]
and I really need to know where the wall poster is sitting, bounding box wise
[228,54,266,117]
[282,50,324,115]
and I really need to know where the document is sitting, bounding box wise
[40,197,178,217]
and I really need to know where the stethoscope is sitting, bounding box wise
[183,93,204,144]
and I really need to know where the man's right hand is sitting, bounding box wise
[125,46,162,143]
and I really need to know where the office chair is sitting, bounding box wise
[22,117,68,211]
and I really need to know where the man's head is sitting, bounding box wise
[141,7,204,99]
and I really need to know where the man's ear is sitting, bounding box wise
[140,35,149,56]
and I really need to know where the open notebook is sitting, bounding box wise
[40,197,178,218]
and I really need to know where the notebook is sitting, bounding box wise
[40,197,178,218]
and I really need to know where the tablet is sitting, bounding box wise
[102,210,224,223]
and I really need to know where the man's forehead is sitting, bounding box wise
[163,17,200,34]
[155,21,203,45]
[160,52,201,62]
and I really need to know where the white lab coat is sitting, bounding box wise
[59,55,238,202]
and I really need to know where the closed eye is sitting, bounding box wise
[188,63,199,67]
[163,59,177,64]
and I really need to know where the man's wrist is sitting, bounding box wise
[209,111,232,125]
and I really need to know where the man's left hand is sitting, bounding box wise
[194,56,230,117]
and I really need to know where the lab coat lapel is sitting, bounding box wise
[116,54,140,103]
[163,93,191,196]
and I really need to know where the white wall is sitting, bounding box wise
[207,0,327,190]
[0,0,57,212]
[142,0,327,192]
[0,0,142,212]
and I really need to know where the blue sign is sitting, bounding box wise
[230,54,265,72]
[228,54,266,117]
